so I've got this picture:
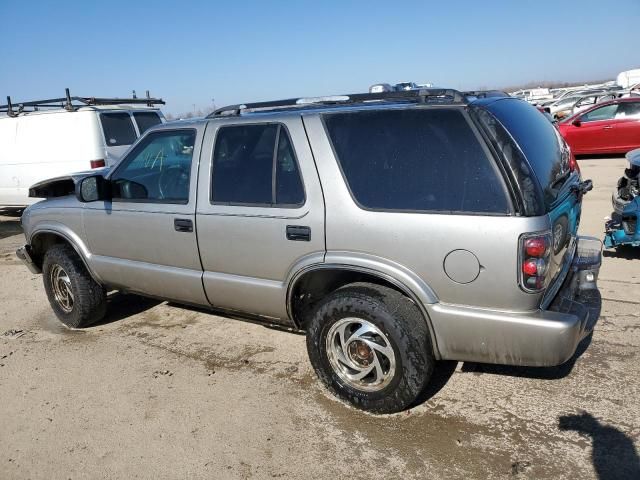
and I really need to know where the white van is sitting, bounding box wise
[0,92,165,207]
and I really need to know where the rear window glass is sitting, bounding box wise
[323,109,509,214]
[100,113,137,146]
[133,112,162,134]
[487,99,570,209]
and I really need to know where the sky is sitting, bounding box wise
[1,0,638,115]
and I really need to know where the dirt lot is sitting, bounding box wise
[1,158,639,480]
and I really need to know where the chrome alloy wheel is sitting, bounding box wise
[325,317,396,392]
[50,264,74,313]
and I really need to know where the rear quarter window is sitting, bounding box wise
[100,112,137,146]
[486,99,571,210]
[323,108,510,214]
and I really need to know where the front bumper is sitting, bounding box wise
[430,236,602,367]
[16,245,42,274]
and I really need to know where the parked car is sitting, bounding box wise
[558,98,640,155]
[617,69,640,89]
[0,90,165,207]
[16,89,602,414]
[605,148,640,248]
[510,87,553,103]
[394,81,419,91]
[547,95,584,119]
[571,92,618,116]
[369,83,394,93]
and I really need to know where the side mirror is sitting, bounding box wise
[572,119,582,127]
[76,175,109,202]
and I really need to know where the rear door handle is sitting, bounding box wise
[286,225,311,241]
[603,125,613,130]
[174,218,193,233]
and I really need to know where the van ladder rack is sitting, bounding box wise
[0,88,165,116]
[207,88,467,117]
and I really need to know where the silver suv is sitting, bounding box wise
[17,89,602,413]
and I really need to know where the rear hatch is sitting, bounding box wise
[485,98,582,292]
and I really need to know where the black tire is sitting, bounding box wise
[306,282,434,414]
[42,244,106,328]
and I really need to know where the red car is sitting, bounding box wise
[558,98,640,155]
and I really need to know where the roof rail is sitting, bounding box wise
[207,88,466,117]
[0,88,165,115]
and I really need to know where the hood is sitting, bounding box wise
[28,167,110,198]
[627,148,640,168]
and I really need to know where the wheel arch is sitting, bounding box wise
[286,264,441,359]
[29,228,101,284]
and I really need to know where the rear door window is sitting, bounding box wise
[323,108,509,214]
[211,124,305,207]
[615,102,640,119]
[133,112,162,134]
[100,112,137,146]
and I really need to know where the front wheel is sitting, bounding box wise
[42,244,107,328]
[306,283,434,414]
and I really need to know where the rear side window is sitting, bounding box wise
[133,112,162,134]
[616,102,640,119]
[487,99,571,210]
[100,113,136,146]
[323,109,509,214]
[211,124,305,206]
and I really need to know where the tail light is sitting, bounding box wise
[90,159,105,169]
[568,151,579,173]
[519,232,552,293]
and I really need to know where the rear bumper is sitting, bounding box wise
[16,245,41,274]
[430,236,602,367]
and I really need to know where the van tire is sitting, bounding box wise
[42,244,106,328]
[306,282,434,414]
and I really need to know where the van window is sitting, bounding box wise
[100,113,137,146]
[323,108,509,214]
[211,124,305,207]
[487,99,571,210]
[133,112,162,134]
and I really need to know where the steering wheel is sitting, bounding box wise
[158,165,189,200]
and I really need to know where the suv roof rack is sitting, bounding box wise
[0,88,165,117]
[207,88,466,117]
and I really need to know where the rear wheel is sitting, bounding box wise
[306,282,434,413]
[42,244,106,328]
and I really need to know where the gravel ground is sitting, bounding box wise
[0,157,638,479]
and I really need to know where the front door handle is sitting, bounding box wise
[174,218,193,233]
[603,125,613,130]
[286,225,311,241]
